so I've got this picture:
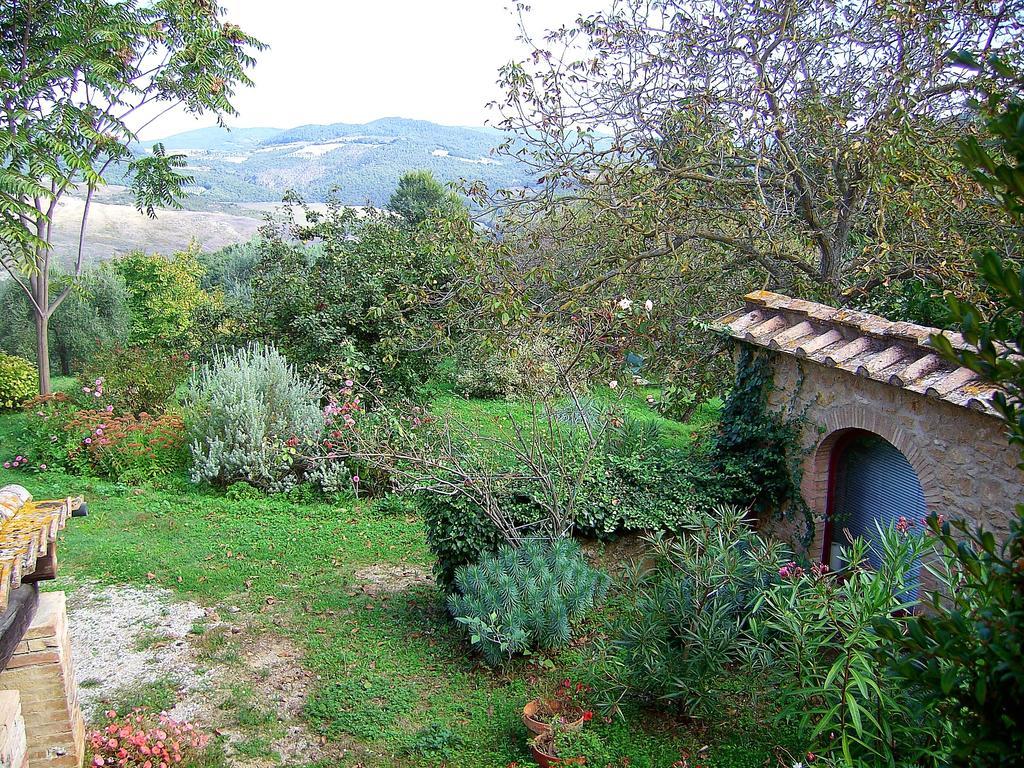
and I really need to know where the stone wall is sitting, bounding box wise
[0,593,84,768]
[0,690,28,768]
[757,348,1023,558]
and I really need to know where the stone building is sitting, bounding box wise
[0,487,85,768]
[717,291,1022,568]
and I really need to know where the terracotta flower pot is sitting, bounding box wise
[522,699,586,736]
[530,734,585,767]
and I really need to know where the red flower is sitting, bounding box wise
[582,710,593,722]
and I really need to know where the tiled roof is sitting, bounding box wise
[0,485,82,612]
[715,290,1001,415]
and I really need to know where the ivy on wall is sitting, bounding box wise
[711,345,815,546]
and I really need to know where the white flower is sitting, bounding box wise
[617,297,633,311]
[609,380,619,389]
[644,299,654,312]
[793,763,804,768]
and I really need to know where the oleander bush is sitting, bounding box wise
[750,528,946,767]
[185,343,324,490]
[448,538,609,666]
[596,505,786,717]
[0,353,37,410]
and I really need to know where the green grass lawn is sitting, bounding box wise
[0,397,790,768]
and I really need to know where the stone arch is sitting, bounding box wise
[799,403,942,559]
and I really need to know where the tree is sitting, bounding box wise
[0,265,130,375]
[491,0,1023,302]
[112,245,210,348]
[388,170,462,226]
[0,0,263,393]
[252,195,455,394]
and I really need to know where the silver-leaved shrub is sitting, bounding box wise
[186,343,323,490]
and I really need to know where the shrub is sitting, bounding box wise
[596,505,785,717]
[751,527,945,766]
[573,446,727,537]
[186,343,323,490]
[78,345,190,415]
[453,335,582,400]
[20,393,82,470]
[87,708,210,768]
[68,410,187,483]
[0,353,37,410]
[20,395,187,481]
[448,538,609,666]
[421,487,544,590]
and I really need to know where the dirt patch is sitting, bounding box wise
[66,583,332,767]
[352,563,433,595]
[580,534,654,577]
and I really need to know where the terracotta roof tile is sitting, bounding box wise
[0,485,82,612]
[715,291,1001,416]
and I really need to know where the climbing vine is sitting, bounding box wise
[711,346,814,545]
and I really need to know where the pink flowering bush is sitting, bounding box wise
[749,526,946,765]
[78,345,190,415]
[87,709,210,768]
[16,393,186,481]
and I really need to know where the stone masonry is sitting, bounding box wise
[765,352,1021,558]
[0,690,28,768]
[717,291,1024,561]
[0,593,84,768]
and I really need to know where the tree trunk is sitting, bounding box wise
[35,311,50,396]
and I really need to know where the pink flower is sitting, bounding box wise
[345,379,354,387]
[3,463,9,469]
[94,391,102,398]
[352,476,360,484]
[896,516,911,535]
[93,757,104,767]
[40,464,47,471]
[84,438,92,445]
[106,405,114,412]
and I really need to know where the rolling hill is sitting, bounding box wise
[128,117,533,207]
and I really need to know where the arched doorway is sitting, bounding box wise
[823,430,926,596]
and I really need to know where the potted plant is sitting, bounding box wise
[530,724,612,767]
[523,679,592,736]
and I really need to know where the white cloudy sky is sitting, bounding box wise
[142,1,599,138]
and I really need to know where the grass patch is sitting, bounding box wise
[0,398,794,767]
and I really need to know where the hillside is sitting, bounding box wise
[128,117,531,207]
[46,189,264,267]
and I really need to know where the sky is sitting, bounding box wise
[141,1,598,139]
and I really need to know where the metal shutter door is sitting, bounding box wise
[830,434,925,597]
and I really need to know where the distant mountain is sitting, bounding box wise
[150,126,283,153]
[129,117,532,207]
